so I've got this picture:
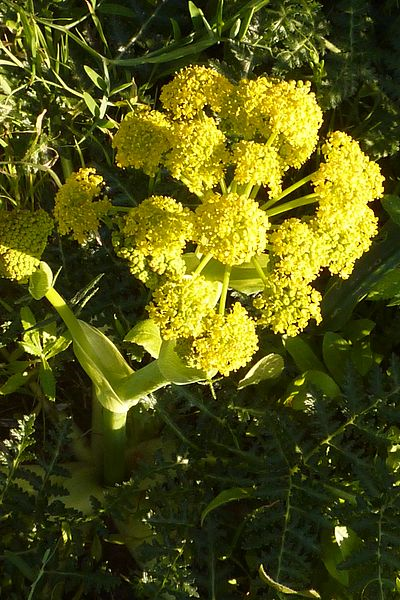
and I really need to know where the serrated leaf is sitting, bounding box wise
[29,261,53,300]
[238,354,284,389]
[201,487,253,526]
[124,319,162,359]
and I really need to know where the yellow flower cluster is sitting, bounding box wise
[312,132,384,215]
[232,141,284,198]
[269,218,326,284]
[0,209,53,282]
[311,206,378,279]
[180,303,259,377]
[194,192,269,266]
[54,168,110,244]
[164,117,228,195]
[112,196,193,287]
[147,274,218,340]
[159,65,233,120]
[254,275,322,337]
[310,131,384,279]
[107,65,385,350]
[220,77,322,167]
[112,106,172,176]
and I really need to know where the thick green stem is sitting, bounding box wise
[193,252,213,276]
[102,406,127,485]
[265,193,319,217]
[45,286,82,337]
[251,256,269,286]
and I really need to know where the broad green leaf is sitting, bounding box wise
[29,261,53,300]
[287,370,341,409]
[381,194,400,226]
[344,319,375,342]
[259,564,321,598]
[367,268,400,301]
[83,65,107,91]
[183,253,267,294]
[238,354,284,389]
[283,336,325,373]
[39,358,56,401]
[97,3,135,17]
[321,221,400,330]
[82,91,99,117]
[124,319,162,359]
[201,487,253,525]
[157,340,211,384]
[0,371,30,395]
[322,332,351,384]
[72,320,134,413]
[350,338,373,376]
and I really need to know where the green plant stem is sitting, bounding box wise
[194,252,213,276]
[265,193,319,217]
[219,265,231,315]
[101,405,127,485]
[261,173,315,210]
[251,256,269,286]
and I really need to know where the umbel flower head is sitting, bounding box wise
[112,195,194,288]
[0,208,53,281]
[54,168,111,244]
[177,303,259,377]
[194,192,269,266]
[146,274,219,340]
[107,65,385,348]
[112,106,172,176]
[159,64,234,120]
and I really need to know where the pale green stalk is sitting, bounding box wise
[219,265,231,315]
[261,173,315,210]
[265,193,319,217]
[194,252,213,276]
[251,256,269,286]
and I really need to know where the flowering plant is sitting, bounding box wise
[13,65,384,485]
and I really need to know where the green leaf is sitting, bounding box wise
[29,261,53,300]
[283,336,325,373]
[0,371,30,395]
[39,358,56,401]
[124,319,162,359]
[381,194,400,225]
[83,65,107,91]
[259,564,321,598]
[72,320,135,413]
[238,354,284,389]
[82,91,99,117]
[96,3,135,17]
[157,340,211,384]
[287,370,341,409]
[188,1,212,33]
[201,487,253,525]
[322,332,351,385]
[367,268,400,301]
